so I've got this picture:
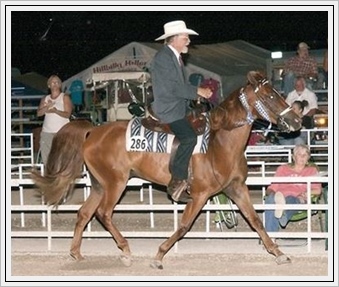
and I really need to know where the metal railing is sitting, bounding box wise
[11,133,34,167]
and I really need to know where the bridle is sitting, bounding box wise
[238,78,293,131]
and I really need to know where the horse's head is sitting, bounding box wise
[242,71,302,132]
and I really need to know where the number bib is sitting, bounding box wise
[128,136,148,151]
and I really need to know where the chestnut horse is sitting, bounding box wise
[32,71,302,269]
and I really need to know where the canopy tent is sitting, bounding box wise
[63,40,271,102]
[11,71,48,135]
[12,71,48,95]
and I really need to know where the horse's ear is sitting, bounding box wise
[247,71,259,86]
[247,70,267,86]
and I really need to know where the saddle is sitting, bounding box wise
[141,106,207,136]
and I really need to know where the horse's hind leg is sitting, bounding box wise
[227,183,291,265]
[94,181,133,267]
[70,189,103,260]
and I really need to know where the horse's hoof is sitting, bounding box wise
[70,252,85,261]
[150,260,163,269]
[120,254,132,267]
[275,254,291,265]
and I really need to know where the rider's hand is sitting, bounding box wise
[197,87,213,99]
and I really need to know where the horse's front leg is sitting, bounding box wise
[150,197,207,269]
[229,183,291,265]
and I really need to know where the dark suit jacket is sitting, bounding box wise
[150,45,198,124]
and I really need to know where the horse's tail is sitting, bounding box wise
[32,120,94,206]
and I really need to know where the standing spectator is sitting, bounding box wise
[150,20,212,203]
[264,144,322,232]
[322,45,328,88]
[316,40,328,90]
[282,42,318,96]
[323,49,328,74]
[37,75,73,164]
[285,76,318,117]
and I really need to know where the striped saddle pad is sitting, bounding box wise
[126,116,210,154]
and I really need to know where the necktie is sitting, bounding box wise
[179,56,185,79]
[179,55,184,66]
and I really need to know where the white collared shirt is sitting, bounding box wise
[168,45,181,65]
[285,88,318,115]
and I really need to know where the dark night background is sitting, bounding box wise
[10,10,329,80]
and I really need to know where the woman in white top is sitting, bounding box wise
[37,75,73,164]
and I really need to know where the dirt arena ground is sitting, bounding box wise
[9,185,331,281]
[10,238,329,278]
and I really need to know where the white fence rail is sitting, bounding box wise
[11,133,34,166]
[11,165,329,253]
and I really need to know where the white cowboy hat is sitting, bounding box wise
[155,20,198,41]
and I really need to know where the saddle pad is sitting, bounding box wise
[126,116,210,154]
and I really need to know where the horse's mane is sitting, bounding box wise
[209,71,266,131]
[210,89,244,130]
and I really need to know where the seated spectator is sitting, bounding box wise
[285,76,318,117]
[264,144,322,232]
[294,100,314,129]
[277,100,313,145]
[282,42,318,96]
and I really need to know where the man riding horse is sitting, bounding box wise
[150,20,212,203]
